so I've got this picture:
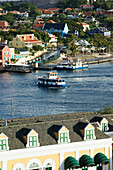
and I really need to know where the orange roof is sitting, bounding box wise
[48,8,59,11]
[0,21,9,27]
[47,20,56,23]
[10,11,20,14]
[81,22,89,25]
[66,8,72,10]
[33,23,44,28]
[44,11,53,14]
[39,9,44,11]
[18,34,43,44]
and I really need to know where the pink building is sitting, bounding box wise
[0,45,11,67]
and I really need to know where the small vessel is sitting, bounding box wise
[5,63,32,73]
[56,58,88,70]
[37,72,66,88]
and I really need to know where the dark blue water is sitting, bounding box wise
[0,62,113,119]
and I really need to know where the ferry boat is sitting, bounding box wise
[37,72,66,88]
[56,58,88,70]
[5,64,32,73]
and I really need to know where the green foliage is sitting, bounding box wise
[93,0,113,10]
[0,12,17,25]
[15,49,20,54]
[32,45,44,51]
[97,105,113,114]
[57,0,87,9]
[34,30,50,42]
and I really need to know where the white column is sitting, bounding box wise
[2,160,7,170]
[60,152,64,170]
[109,144,112,170]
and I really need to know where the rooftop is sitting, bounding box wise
[0,112,113,150]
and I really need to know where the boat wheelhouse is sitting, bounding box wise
[37,72,66,88]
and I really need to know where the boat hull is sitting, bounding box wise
[56,65,88,70]
[38,82,66,88]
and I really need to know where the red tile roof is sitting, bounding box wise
[47,8,59,11]
[44,11,53,14]
[47,20,56,23]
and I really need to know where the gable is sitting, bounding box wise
[59,126,69,133]
[28,129,37,136]
[85,124,94,130]
[0,133,7,139]
[101,118,108,123]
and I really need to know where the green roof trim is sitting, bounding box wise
[94,152,109,165]
[79,154,95,167]
[64,156,80,169]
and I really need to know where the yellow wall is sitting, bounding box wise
[64,151,76,159]
[59,126,68,132]
[108,147,110,170]
[0,133,7,139]
[101,118,107,123]
[9,37,25,48]
[0,161,2,169]
[79,150,90,158]
[85,124,94,130]
[7,153,60,170]
[29,130,37,136]
[94,148,105,155]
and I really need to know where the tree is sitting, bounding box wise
[97,105,113,114]
[32,45,44,51]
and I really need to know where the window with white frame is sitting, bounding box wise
[0,139,7,150]
[102,123,107,131]
[86,129,93,140]
[29,136,37,147]
[60,132,68,143]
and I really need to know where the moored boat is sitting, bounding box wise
[5,63,32,73]
[37,72,66,88]
[56,57,88,70]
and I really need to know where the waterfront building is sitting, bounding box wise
[0,45,11,67]
[9,34,45,49]
[0,112,112,170]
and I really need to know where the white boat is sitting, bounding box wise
[37,72,66,88]
[5,63,32,73]
[56,58,88,70]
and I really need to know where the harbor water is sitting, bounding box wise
[0,62,113,120]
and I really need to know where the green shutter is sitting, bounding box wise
[86,129,93,139]
[29,136,37,147]
[60,132,68,143]
[102,123,107,131]
[0,139,7,150]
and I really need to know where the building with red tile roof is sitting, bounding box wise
[0,21,9,28]
[9,34,44,49]
[47,20,56,23]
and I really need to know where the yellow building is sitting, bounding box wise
[0,112,112,170]
[9,34,44,49]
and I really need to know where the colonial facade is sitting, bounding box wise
[0,112,112,170]
[0,45,11,67]
[9,34,44,49]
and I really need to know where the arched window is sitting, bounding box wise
[12,163,26,170]
[45,163,52,170]
[26,158,42,170]
[29,162,40,170]
[43,159,55,170]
